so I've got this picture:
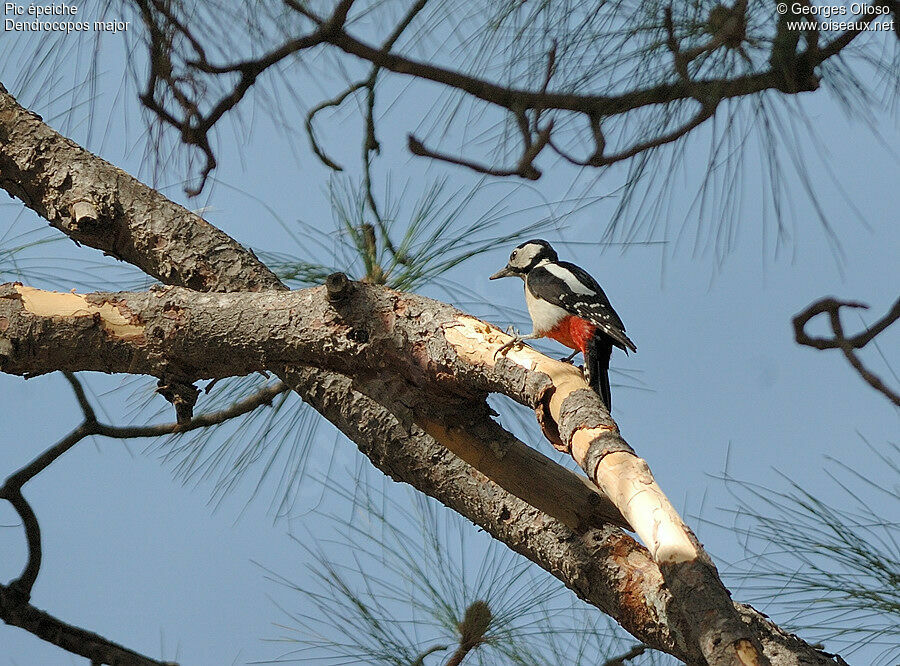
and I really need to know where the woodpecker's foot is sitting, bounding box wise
[494,336,524,360]
[559,350,579,364]
[494,330,539,360]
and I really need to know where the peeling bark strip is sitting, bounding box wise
[282,367,689,656]
[0,280,760,663]
[0,84,849,665]
[418,418,628,531]
[442,317,771,666]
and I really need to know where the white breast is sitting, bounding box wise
[524,287,568,335]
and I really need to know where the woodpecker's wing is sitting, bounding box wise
[527,262,637,353]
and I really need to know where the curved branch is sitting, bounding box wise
[794,296,900,406]
[408,122,551,180]
[2,490,41,598]
[0,364,287,660]
[305,81,368,171]
[549,102,716,167]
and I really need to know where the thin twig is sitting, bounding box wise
[0,373,287,661]
[601,643,649,666]
[1,374,286,600]
[136,0,860,189]
[410,643,449,666]
[360,0,429,263]
[0,584,177,666]
[550,102,716,167]
[794,296,900,406]
[304,81,368,170]
[408,124,549,180]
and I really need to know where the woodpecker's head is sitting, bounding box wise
[490,239,558,280]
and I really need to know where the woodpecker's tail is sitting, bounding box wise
[586,335,613,410]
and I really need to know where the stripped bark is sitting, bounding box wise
[0,282,832,664]
[0,83,848,665]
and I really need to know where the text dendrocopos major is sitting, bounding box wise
[490,239,636,410]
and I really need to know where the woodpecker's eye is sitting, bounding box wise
[510,250,518,260]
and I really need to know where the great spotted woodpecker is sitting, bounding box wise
[490,239,636,409]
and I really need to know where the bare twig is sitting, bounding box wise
[817,1,895,60]
[0,585,177,666]
[134,0,857,190]
[0,372,287,660]
[793,296,900,406]
[411,643,449,666]
[550,102,716,167]
[663,7,691,82]
[408,120,551,180]
[601,643,648,666]
[304,81,368,171]
[358,0,429,262]
[136,0,329,195]
[303,0,430,261]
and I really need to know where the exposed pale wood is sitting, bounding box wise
[0,282,765,665]
[15,285,144,339]
[443,316,770,666]
[420,419,628,531]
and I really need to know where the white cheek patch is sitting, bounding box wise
[543,264,594,295]
[514,245,542,269]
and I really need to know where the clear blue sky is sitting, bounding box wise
[1,9,898,666]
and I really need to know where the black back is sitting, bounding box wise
[526,262,636,353]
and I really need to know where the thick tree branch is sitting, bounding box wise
[0,82,689,656]
[0,82,282,291]
[327,25,819,113]
[0,84,848,664]
[0,280,783,663]
[280,365,693,657]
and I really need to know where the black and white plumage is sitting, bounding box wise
[490,239,636,409]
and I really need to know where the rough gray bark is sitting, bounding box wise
[0,82,849,665]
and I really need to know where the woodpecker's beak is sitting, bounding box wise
[489,266,514,280]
